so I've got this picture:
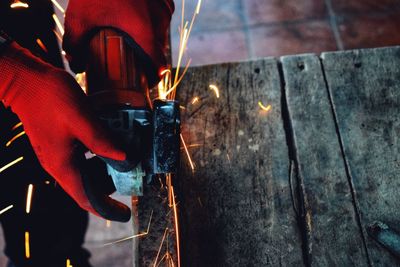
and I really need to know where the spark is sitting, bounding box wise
[158,59,191,100]
[36,39,48,53]
[175,0,203,88]
[195,0,202,14]
[156,253,168,267]
[167,174,173,207]
[156,252,175,267]
[167,253,176,267]
[26,184,34,214]
[191,96,199,105]
[0,157,24,174]
[160,69,171,76]
[258,101,271,112]
[174,27,189,88]
[45,180,50,185]
[153,228,169,267]
[209,84,220,98]
[25,231,30,259]
[157,0,202,101]
[51,0,65,13]
[75,72,87,93]
[52,14,64,35]
[171,186,181,267]
[52,29,63,42]
[11,122,22,131]
[158,69,172,100]
[103,210,153,246]
[180,143,202,150]
[6,131,26,147]
[180,134,195,171]
[66,259,72,267]
[0,205,13,215]
[159,59,192,99]
[10,0,29,9]
[151,2,201,266]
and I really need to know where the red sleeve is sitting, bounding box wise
[63,0,174,83]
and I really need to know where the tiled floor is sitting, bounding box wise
[171,0,400,66]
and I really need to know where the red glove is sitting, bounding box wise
[0,42,131,222]
[63,0,174,86]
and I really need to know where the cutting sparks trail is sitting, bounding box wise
[52,14,64,35]
[191,96,200,105]
[26,184,34,214]
[167,174,173,207]
[103,210,153,246]
[153,228,169,267]
[0,205,13,215]
[25,231,30,259]
[151,1,202,266]
[156,252,175,267]
[171,186,181,267]
[53,29,63,42]
[11,122,22,131]
[258,101,272,112]
[209,84,220,98]
[6,131,26,147]
[10,0,29,9]
[158,0,202,100]
[180,143,202,150]
[66,259,73,267]
[0,157,24,174]
[180,134,195,171]
[36,38,48,53]
[51,0,65,13]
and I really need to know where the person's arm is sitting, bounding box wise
[0,41,131,222]
[0,0,174,222]
[63,0,174,87]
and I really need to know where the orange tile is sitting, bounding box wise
[338,13,400,49]
[249,20,337,58]
[172,29,249,66]
[243,0,327,25]
[332,0,400,14]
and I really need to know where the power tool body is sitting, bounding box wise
[86,29,180,197]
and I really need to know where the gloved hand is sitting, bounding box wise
[0,42,131,222]
[63,0,174,87]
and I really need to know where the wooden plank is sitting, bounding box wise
[176,59,305,266]
[321,46,400,266]
[138,177,178,266]
[281,54,369,266]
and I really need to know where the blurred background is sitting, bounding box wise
[1,0,400,266]
[171,0,400,66]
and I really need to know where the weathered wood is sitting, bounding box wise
[281,54,369,266]
[321,46,400,266]
[176,59,304,266]
[138,176,177,266]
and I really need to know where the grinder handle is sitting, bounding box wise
[86,29,151,108]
